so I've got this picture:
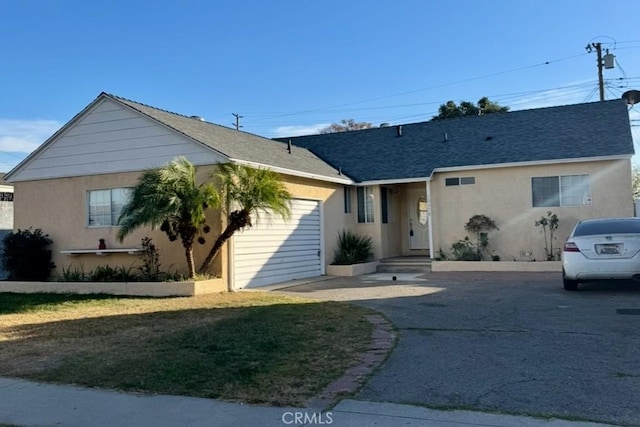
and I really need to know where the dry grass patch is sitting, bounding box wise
[0,292,373,406]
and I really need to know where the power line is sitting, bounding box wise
[244,82,603,131]
[248,52,590,124]
[242,75,639,124]
[242,43,636,133]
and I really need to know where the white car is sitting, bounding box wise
[562,217,640,291]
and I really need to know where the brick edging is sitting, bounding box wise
[307,314,396,411]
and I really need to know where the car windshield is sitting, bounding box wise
[573,219,640,237]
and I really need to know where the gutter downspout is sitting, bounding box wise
[426,180,434,260]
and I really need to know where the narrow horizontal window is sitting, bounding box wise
[445,178,460,186]
[460,177,475,185]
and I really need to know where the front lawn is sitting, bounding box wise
[0,292,373,406]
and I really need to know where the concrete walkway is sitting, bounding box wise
[0,377,615,427]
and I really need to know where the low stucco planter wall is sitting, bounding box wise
[326,261,380,277]
[0,278,227,297]
[432,261,562,272]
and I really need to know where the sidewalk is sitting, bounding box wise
[0,377,615,427]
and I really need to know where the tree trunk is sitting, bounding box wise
[198,224,237,274]
[185,245,195,279]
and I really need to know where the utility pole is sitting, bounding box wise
[232,113,243,130]
[585,42,615,101]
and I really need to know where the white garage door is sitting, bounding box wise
[233,199,322,289]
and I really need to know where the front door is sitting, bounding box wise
[408,188,429,250]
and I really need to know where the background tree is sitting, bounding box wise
[431,97,509,121]
[199,163,292,274]
[319,119,373,133]
[117,157,219,279]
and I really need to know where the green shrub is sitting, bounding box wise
[86,265,117,282]
[59,265,86,281]
[332,230,373,265]
[138,237,161,281]
[436,247,449,261]
[464,214,498,260]
[86,265,139,282]
[2,228,55,281]
[451,237,480,261]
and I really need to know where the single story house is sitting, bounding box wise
[4,93,634,290]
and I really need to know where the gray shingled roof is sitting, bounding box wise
[284,100,634,183]
[104,93,348,183]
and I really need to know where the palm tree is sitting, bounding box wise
[198,163,291,274]
[117,157,219,279]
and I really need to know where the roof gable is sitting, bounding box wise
[286,100,634,183]
[106,94,348,183]
[6,93,349,184]
[5,96,227,182]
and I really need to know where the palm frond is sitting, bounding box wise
[117,157,221,242]
[214,163,292,223]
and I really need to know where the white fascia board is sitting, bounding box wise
[0,159,223,183]
[356,177,431,186]
[428,155,632,178]
[351,155,631,186]
[229,158,354,185]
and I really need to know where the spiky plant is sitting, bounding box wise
[117,157,220,278]
[332,230,373,265]
[198,163,291,274]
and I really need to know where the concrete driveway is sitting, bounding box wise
[274,271,640,426]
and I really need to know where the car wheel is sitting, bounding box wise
[563,275,578,291]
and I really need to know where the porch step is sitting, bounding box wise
[376,257,432,274]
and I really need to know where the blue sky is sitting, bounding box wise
[1,0,639,172]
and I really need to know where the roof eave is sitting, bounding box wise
[357,177,431,186]
[229,159,353,185]
[428,154,633,177]
[354,155,632,186]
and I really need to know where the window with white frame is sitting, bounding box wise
[357,186,375,223]
[531,174,591,207]
[88,188,131,227]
